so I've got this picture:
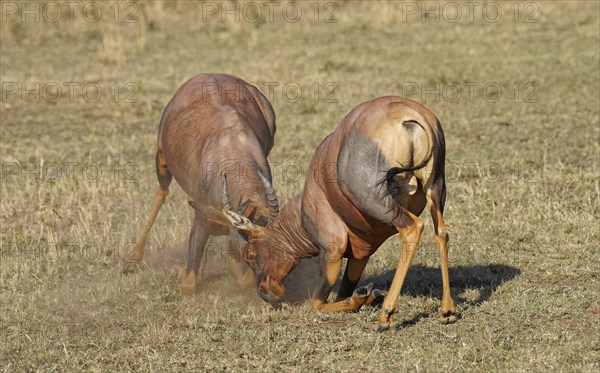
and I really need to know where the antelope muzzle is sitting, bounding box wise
[257,275,285,306]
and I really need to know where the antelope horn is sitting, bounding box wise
[222,174,232,210]
[258,171,279,221]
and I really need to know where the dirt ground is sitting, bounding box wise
[1,1,598,371]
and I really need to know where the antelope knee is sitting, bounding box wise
[415,219,424,233]
[437,226,448,242]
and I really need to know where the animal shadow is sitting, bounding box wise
[283,257,520,323]
[360,263,521,306]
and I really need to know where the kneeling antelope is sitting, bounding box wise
[224,96,456,329]
[123,73,279,294]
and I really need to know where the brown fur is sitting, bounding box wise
[123,73,278,294]
[225,96,456,328]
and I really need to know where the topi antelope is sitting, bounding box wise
[123,73,279,294]
[223,96,456,330]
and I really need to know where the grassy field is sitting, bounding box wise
[1,0,599,371]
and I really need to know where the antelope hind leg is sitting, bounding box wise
[427,189,457,324]
[122,185,169,273]
[123,151,171,274]
[378,210,424,331]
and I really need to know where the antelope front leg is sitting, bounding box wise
[309,252,343,311]
[378,210,424,331]
[314,283,388,312]
[180,213,211,294]
[227,253,255,289]
[335,257,369,300]
[310,255,384,313]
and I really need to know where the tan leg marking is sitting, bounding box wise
[317,295,371,312]
[378,210,424,329]
[227,255,256,289]
[122,185,169,273]
[428,197,456,324]
[308,256,344,311]
[325,256,343,288]
[313,258,382,313]
[314,284,387,313]
[180,270,197,295]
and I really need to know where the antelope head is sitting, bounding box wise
[222,172,294,305]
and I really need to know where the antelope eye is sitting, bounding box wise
[243,244,257,262]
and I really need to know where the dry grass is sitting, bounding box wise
[1,1,599,371]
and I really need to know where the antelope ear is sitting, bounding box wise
[222,209,264,237]
[189,201,227,224]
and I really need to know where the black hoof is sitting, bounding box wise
[377,323,390,332]
[371,289,388,299]
[353,283,373,298]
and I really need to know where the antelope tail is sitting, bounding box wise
[377,108,436,216]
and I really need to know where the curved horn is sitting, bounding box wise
[222,174,247,248]
[258,171,279,222]
[222,174,232,210]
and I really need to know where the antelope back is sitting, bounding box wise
[158,74,277,225]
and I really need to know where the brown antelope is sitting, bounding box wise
[223,96,456,330]
[123,73,279,294]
